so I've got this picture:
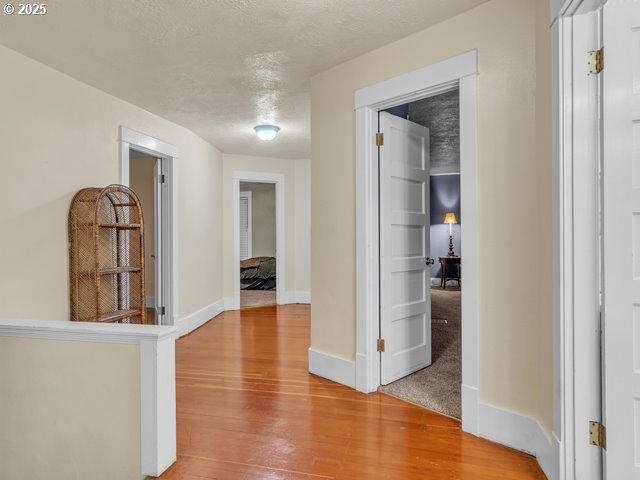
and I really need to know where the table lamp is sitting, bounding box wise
[444,212,458,256]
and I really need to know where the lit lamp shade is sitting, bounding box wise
[443,212,458,225]
[444,212,458,257]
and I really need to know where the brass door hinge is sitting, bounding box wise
[377,338,385,352]
[589,421,606,449]
[588,48,604,75]
[376,132,384,146]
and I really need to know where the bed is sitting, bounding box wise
[240,256,276,290]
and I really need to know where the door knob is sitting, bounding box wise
[425,257,435,265]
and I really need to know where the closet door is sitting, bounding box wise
[239,191,252,260]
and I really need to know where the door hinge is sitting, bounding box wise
[588,48,604,75]
[377,338,385,352]
[159,174,166,184]
[376,132,384,146]
[589,421,606,449]
[156,306,165,316]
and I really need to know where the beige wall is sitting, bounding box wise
[240,182,276,257]
[222,155,311,298]
[129,157,156,295]
[310,0,552,432]
[294,159,311,293]
[0,337,142,479]
[0,44,223,320]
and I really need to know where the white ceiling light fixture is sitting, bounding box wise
[254,124,280,141]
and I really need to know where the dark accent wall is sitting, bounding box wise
[429,174,461,279]
[382,104,409,119]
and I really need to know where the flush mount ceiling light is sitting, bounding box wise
[254,124,280,141]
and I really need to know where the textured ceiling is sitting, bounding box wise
[0,0,489,158]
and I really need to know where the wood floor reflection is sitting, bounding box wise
[159,304,545,479]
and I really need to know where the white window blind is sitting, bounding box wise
[239,192,251,260]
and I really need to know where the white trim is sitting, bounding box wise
[308,348,356,388]
[0,318,176,343]
[223,296,235,311]
[232,171,285,310]
[354,51,480,435]
[0,319,178,477]
[283,291,311,304]
[120,127,178,159]
[461,385,478,436]
[477,403,557,480]
[176,299,224,337]
[354,50,476,109]
[239,191,253,260]
[120,126,178,328]
[553,3,606,480]
[140,335,176,476]
[553,0,607,22]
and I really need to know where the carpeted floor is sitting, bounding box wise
[379,286,461,419]
[240,290,277,308]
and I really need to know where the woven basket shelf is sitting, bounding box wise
[68,184,147,324]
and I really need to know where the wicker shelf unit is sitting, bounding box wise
[68,184,147,324]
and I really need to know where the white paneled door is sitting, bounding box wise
[603,1,640,477]
[379,111,432,385]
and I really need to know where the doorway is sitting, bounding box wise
[239,181,277,308]
[128,150,162,323]
[354,50,479,434]
[119,127,177,326]
[232,171,285,310]
[376,90,462,419]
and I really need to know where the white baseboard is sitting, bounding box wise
[478,402,558,480]
[355,352,375,393]
[177,299,224,337]
[461,384,478,435]
[308,348,355,388]
[146,295,155,308]
[223,297,236,311]
[282,291,311,304]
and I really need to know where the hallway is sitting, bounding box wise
[160,305,545,479]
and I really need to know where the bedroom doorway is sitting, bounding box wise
[354,51,478,434]
[232,171,285,310]
[239,182,277,308]
[376,90,462,420]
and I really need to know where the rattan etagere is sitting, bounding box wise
[68,184,147,324]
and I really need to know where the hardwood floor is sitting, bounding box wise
[159,305,545,479]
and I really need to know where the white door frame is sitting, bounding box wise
[553,1,607,478]
[239,191,253,260]
[119,126,179,327]
[232,171,285,309]
[354,50,480,434]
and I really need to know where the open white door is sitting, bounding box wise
[153,158,163,325]
[603,1,640,477]
[379,111,431,385]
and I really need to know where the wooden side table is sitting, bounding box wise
[439,256,461,289]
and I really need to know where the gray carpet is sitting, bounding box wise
[379,286,461,419]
